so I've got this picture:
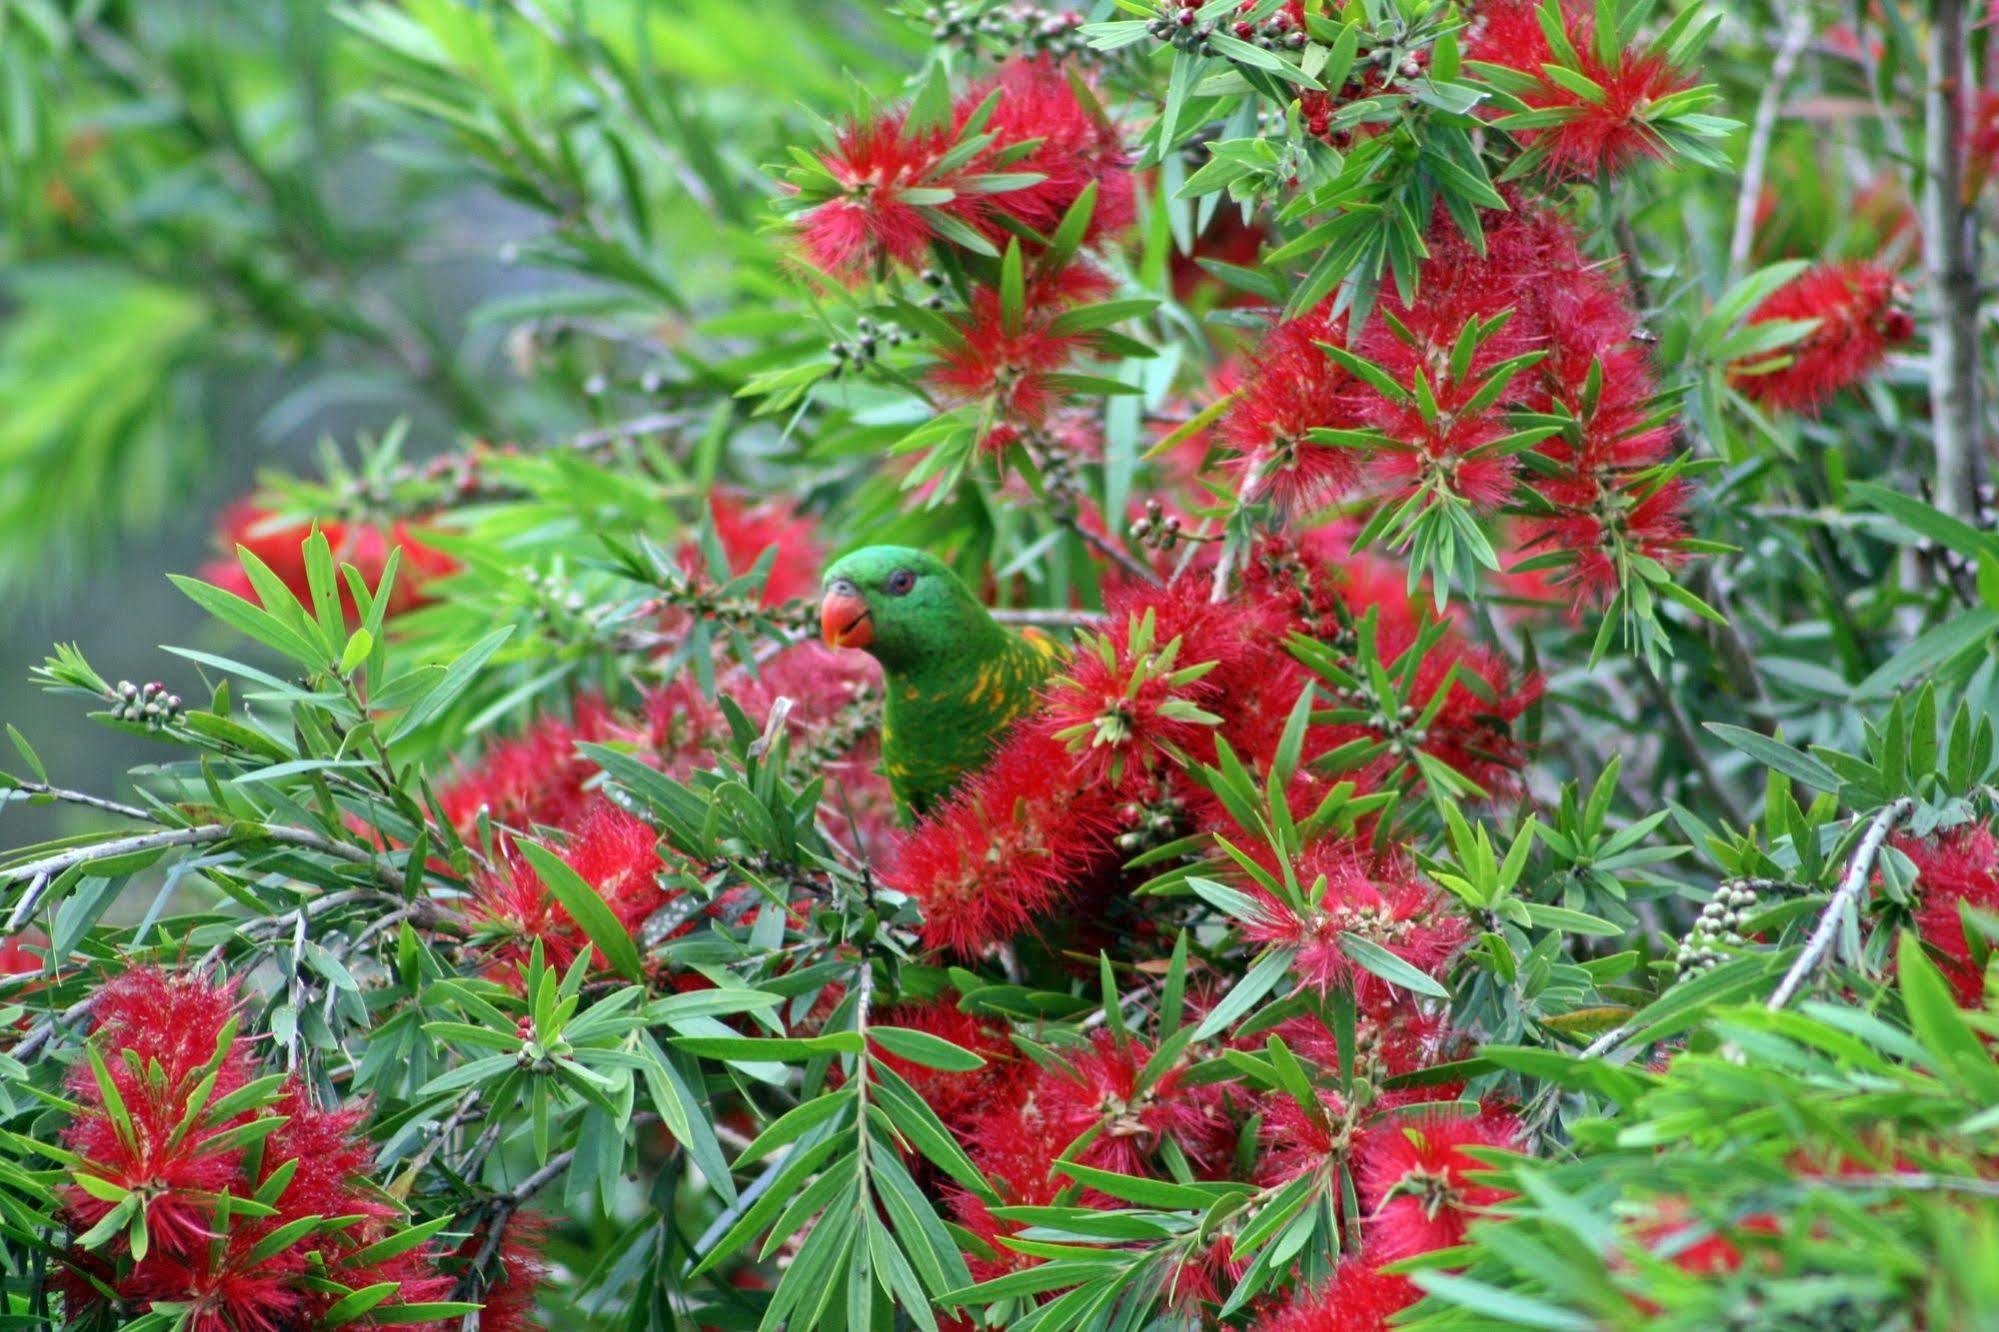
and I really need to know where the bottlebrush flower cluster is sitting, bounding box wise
[1465,0,1701,178]
[889,543,1532,956]
[1219,199,1688,598]
[202,498,457,620]
[51,967,484,1330]
[1729,262,1913,413]
[436,495,894,979]
[1892,822,1999,1007]
[929,262,1116,442]
[791,56,1131,280]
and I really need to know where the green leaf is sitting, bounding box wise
[516,840,644,982]
[1336,935,1449,998]
[870,1025,987,1072]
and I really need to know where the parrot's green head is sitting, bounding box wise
[820,546,994,676]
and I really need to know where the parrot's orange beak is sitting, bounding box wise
[820,584,873,650]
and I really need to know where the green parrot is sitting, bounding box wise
[820,546,1060,819]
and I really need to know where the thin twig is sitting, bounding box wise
[3,823,407,929]
[990,607,1100,629]
[1062,514,1161,586]
[1766,797,1913,1011]
[1636,668,1745,830]
[1922,0,1989,523]
[0,784,155,823]
[1821,1173,1999,1198]
[1210,460,1265,603]
[1728,5,1816,280]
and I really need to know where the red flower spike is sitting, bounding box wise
[1897,823,1999,1007]
[468,798,666,980]
[870,999,1018,1131]
[1034,1031,1234,1177]
[1357,1106,1522,1261]
[1219,301,1362,509]
[1465,0,1698,178]
[439,693,617,836]
[202,500,455,621]
[929,264,1114,441]
[1042,607,1225,789]
[797,57,1129,280]
[685,491,827,608]
[885,726,1122,955]
[1242,842,1470,1002]
[1251,1259,1419,1331]
[1730,261,1914,413]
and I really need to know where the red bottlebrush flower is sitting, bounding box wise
[1357,1107,1521,1261]
[685,491,826,608]
[1166,1234,1243,1311]
[468,797,666,978]
[439,694,616,835]
[951,1097,1072,1280]
[885,726,1122,955]
[1219,302,1361,509]
[1252,1259,1418,1331]
[1255,1089,1358,1188]
[0,930,42,976]
[795,57,1129,279]
[929,265,1113,438]
[975,58,1134,240]
[1465,0,1697,178]
[798,114,956,277]
[58,967,457,1331]
[870,999,1018,1130]
[1730,261,1913,412]
[454,1213,550,1332]
[1898,823,1999,1007]
[1519,472,1691,598]
[1042,608,1224,788]
[1035,1031,1233,1177]
[202,500,456,620]
[1243,842,1469,1002]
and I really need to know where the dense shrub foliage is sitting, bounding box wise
[2,1,1997,1329]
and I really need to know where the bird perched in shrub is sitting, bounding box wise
[820,546,1059,818]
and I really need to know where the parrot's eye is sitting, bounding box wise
[885,569,917,597]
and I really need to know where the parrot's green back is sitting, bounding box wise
[820,547,1060,818]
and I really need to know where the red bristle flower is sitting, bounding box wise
[930,265,1113,439]
[453,1213,550,1332]
[1219,302,1361,509]
[1896,823,1999,1007]
[1730,261,1913,413]
[202,500,455,620]
[1465,0,1696,178]
[1255,1089,1357,1188]
[1035,1031,1233,1177]
[797,57,1128,279]
[60,970,252,1261]
[1243,842,1469,1001]
[1041,608,1224,788]
[870,999,1019,1130]
[439,694,616,835]
[1166,1234,1243,1311]
[1252,1259,1418,1331]
[797,113,955,277]
[686,491,826,607]
[885,726,1121,955]
[975,58,1134,240]
[58,967,458,1330]
[1520,474,1690,597]
[950,1097,1072,1280]
[1357,1106,1521,1261]
[468,798,666,979]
